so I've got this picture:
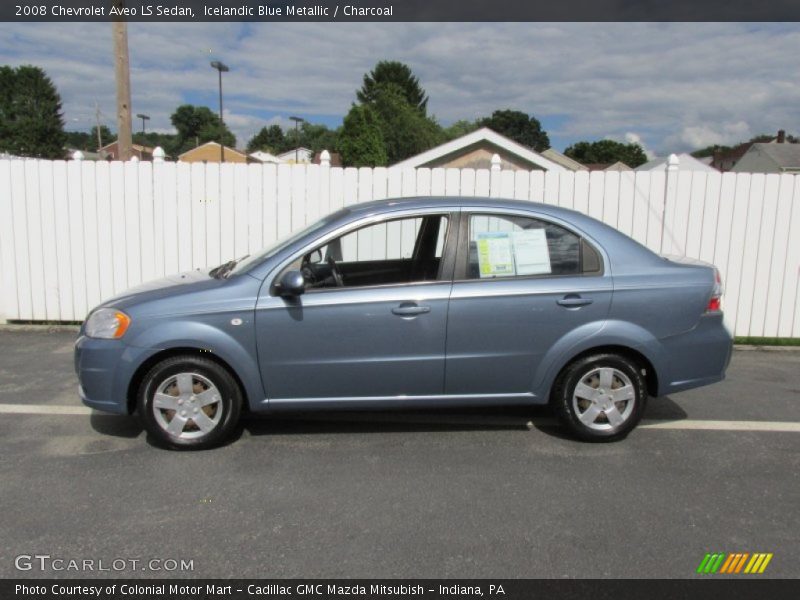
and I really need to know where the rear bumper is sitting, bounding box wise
[658,314,733,396]
[74,335,157,415]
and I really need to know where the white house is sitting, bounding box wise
[277,147,313,164]
[249,150,285,164]
[392,127,564,171]
[635,153,718,172]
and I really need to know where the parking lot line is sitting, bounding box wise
[638,419,800,432]
[0,403,798,432]
[0,403,92,415]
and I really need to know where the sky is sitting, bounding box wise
[0,22,798,156]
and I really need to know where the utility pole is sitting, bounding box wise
[136,113,150,135]
[94,101,103,152]
[289,116,304,162]
[112,1,133,161]
[210,60,229,163]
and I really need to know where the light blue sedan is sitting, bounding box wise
[75,197,732,448]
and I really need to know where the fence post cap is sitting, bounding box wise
[129,155,139,163]
[666,153,680,170]
[153,146,166,162]
[320,149,331,167]
[491,153,501,171]
[71,150,84,161]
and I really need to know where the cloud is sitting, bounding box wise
[0,22,798,154]
[622,133,655,160]
[670,122,753,149]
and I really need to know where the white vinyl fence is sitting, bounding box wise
[0,158,798,337]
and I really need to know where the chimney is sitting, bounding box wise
[777,129,786,143]
[712,149,722,171]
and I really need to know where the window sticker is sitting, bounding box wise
[512,229,551,275]
[476,232,515,277]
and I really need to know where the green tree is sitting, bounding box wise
[564,139,648,168]
[133,131,178,154]
[443,119,480,141]
[370,83,442,164]
[338,104,387,167]
[90,125,115,150]
[64,125,116,152]
[298,121,339,155]
[480,110,550,152]
[691,144,732,159]
[357,61,429,115]
[64,130,91,151]
[247,124,285,153]
[0,65,66,158]
[170,104,235,154]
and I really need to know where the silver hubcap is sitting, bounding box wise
[152,372,223,439]
[572,367,635,431]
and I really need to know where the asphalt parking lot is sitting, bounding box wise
[0,328,798,579]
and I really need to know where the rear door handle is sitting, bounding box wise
[557,295,593,308]
[392,303,431,317]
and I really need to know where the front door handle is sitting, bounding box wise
[557,295,593,308]
[392,303,431,317]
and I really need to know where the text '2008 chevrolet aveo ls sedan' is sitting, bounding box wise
[75,197,732,449]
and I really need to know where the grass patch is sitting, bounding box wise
[735,336,800,347]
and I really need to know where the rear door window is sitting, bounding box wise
[466,214,586,279]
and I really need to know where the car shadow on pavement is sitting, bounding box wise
[243,396,689,439]
[243,405,551,437]
[90,412,144,438]
[87,396,688,444]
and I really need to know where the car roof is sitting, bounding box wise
[347,196,577,219]
[345,196,608,236]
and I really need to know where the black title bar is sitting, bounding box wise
[4,579,800,600]
[3,0,800,22]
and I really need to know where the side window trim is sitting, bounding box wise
[454,210,604,282]
[269,210,460,295]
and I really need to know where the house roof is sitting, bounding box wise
[584,161,632,171]
[743,143,800,171]
[636,153,718,172]
[392,127,564,171]
[99,141,154,153]
[541,148,588,171]
[178,141,248,160]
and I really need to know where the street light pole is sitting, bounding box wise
[210,60,229,163]
[289,116,304,162]
[136,113,150,136]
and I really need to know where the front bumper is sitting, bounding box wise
[74,335,157,414]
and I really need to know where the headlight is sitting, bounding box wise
[84,308,131,339]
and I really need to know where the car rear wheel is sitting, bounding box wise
[552,353,647,441]
[137,355,242,450]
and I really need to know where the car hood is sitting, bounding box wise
[98,268,221,310]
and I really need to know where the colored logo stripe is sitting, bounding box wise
[698,553,773,574]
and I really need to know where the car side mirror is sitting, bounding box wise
[278,270,306,296]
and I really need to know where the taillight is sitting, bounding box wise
[707,268,722,313]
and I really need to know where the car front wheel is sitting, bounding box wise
[137,355,242,450]
[552,353,647,441]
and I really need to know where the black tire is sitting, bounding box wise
[552,353,647,442]
[137,355,242,450]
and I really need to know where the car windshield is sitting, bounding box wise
[227,211,340,276]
